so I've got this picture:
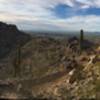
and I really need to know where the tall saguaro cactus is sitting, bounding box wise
[80,29,84,51]
[13,44,21,77]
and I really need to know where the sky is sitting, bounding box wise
[0,0,100,32]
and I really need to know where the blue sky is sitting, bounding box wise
[0,0,100,32]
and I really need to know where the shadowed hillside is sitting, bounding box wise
[0,22,31,59]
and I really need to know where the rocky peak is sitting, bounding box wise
[0,22,17,31]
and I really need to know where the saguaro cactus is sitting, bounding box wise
[13,44,21,77]
[80,29,84,51]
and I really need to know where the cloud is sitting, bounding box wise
[46,15,100,32]
[11,15,100,32]
[0,0,100,31]
[76,0,100,8]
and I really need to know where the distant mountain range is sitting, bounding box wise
[0,22,31,59]
[25,30,100,37]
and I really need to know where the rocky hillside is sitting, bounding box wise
[0,33,99,99]
[0,22,31,59]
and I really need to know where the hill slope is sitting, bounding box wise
[0,33,100,99]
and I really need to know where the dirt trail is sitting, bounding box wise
[0,70,69,91]
[15,70,68,87]
[0,70,69,99]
